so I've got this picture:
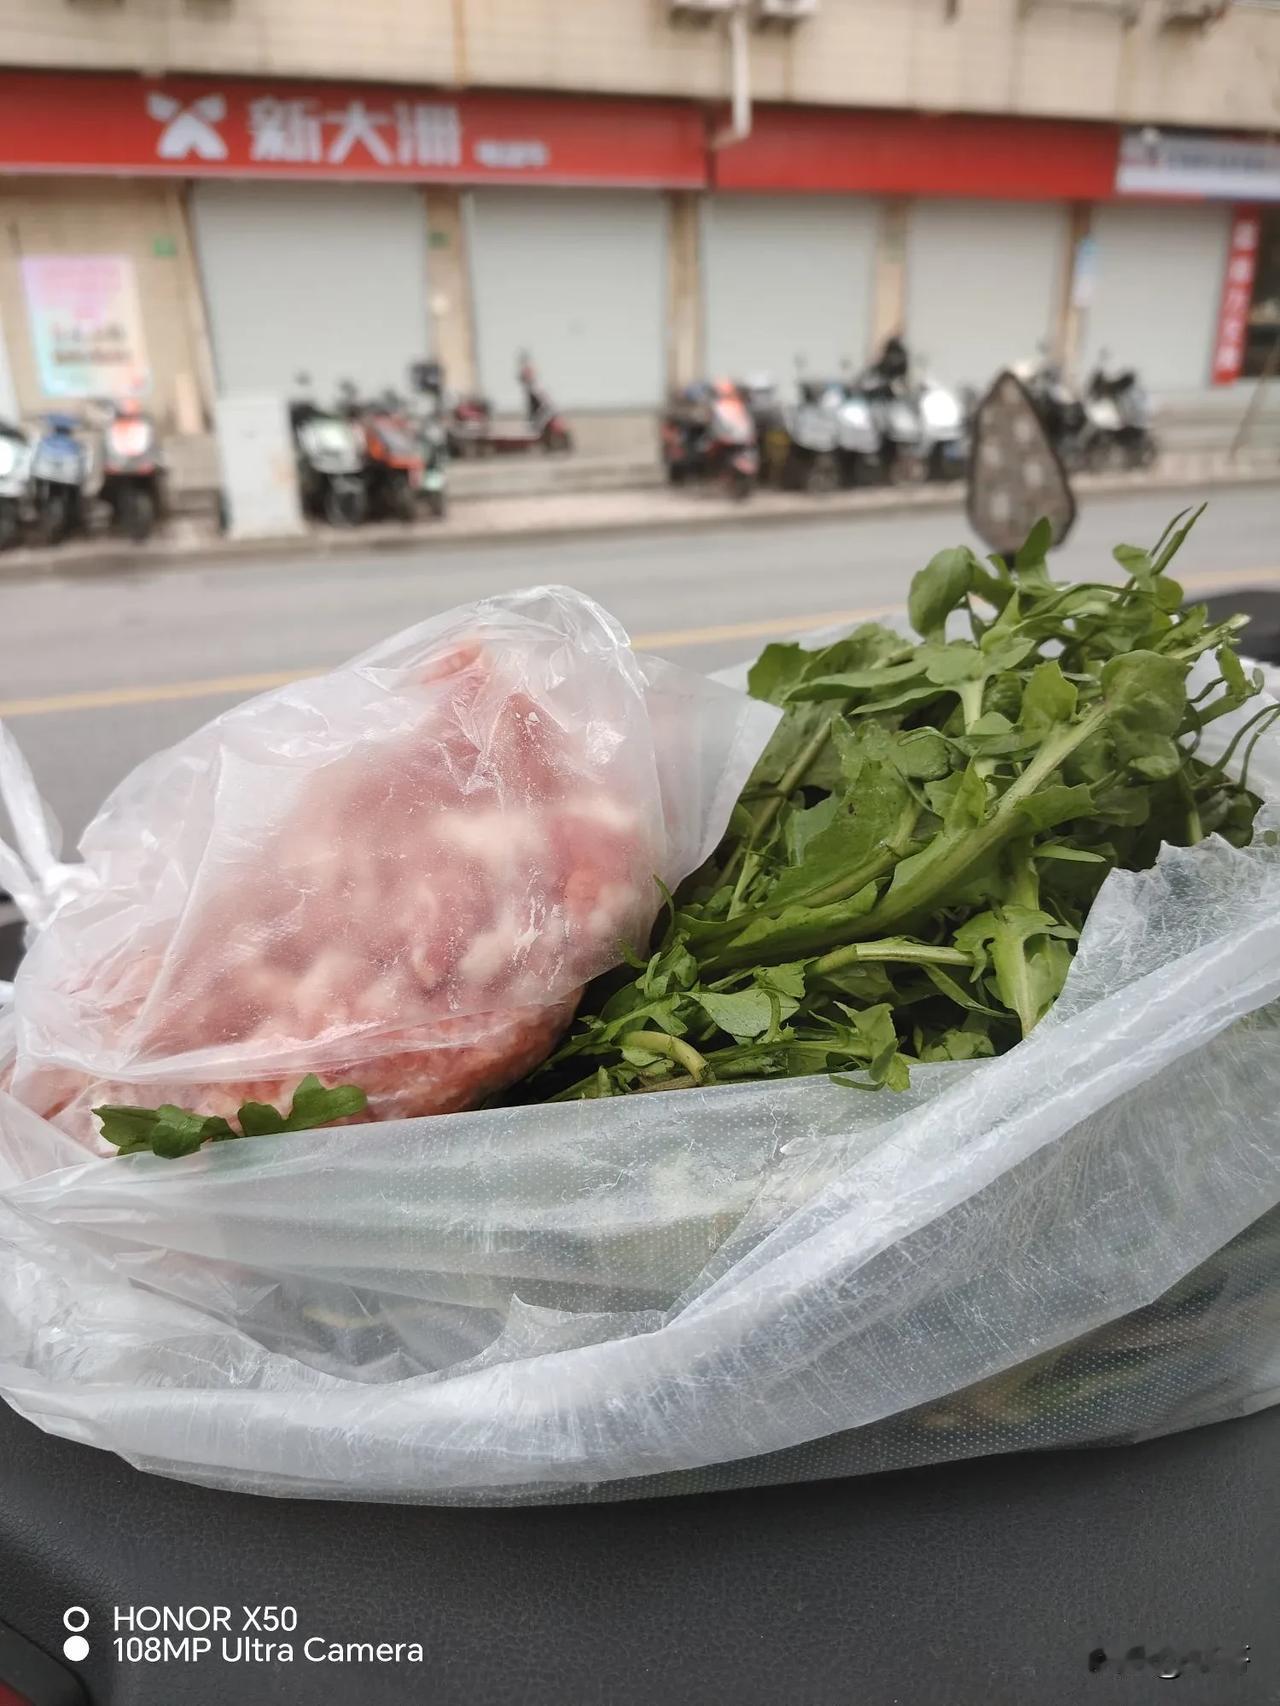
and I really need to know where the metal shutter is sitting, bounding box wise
[906,199,1068,395]
[469,189,665,412]
[702,194,879,388]
[192,182,429,400]
[1085,203,1231,394]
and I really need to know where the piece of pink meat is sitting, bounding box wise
[17,637,659,1144]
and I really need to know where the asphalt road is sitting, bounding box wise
[1,482,1277,844]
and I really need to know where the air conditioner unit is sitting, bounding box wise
[754,0,819,20]
[1160,0,1230,24]
[669,0,737,17]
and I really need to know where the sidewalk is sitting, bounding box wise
[0,448,1274,578]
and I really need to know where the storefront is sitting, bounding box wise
[1,70,1276,436]
[700,193,880,387]
[0,71,704,424]
[468,188,668,411]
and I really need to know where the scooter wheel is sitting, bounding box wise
[40,491,72,547]
[325,484,366,529]
[729,469,755,502]
[1084,437,1113,473]
[425,488,447,520]
[888,452,927,487]
[390,477,417,524]
[806,452,840,495]
[0,503,20,551]
[1134,436,1159,470]
[544,428,573,454]
[119,485,156,544]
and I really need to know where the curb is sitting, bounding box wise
[0,458,1274,582]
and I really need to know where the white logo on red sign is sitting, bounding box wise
[146,92,229,161]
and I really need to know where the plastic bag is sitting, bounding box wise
[2,611,1280,1505]
[0,586,777,1148]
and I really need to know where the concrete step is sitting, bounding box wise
[448,452,661,499]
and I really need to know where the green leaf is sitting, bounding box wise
[909,547,978,641]
[282,1074,368,1131]
[757,962,807,1000]
[1151,503,1205,576]
[1031,842,1107,864]
[1101,650,1187,770]
[892,728,952,780]
[1020,659,1078,736]
[1113,542,1154,587]
[790,657,928,701]
[748,642,810,706]
[237,1101,287,1137]
[149,1106,224,1160]
[784,794,839,864]
[1014,782,1095,832]
[921,962,1003,1016]
[696,988,793,1040]
[923,643,984,685]
[956,906,1076,1035]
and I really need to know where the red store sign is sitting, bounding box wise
[711,105,1121,201]
[1211,208,1261,386]
[0,71,707,188]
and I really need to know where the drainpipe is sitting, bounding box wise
[711,2,752,150]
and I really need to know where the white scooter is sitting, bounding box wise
[916,374,968,480]
[0,421,32,550]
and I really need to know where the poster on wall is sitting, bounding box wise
[20,255,150,399]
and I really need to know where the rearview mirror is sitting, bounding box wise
[966,369,1076,559]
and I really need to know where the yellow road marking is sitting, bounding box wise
[0,668,315,719]
[2,568,1278,720]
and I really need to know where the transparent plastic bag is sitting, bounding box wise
[1,586,777,1148]
[1,613,1280,1505]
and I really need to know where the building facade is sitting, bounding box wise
[0,0,1277,434]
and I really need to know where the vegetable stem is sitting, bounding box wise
[724,718,835,910]
[811,940,971,977]
[618,1031,708,1083]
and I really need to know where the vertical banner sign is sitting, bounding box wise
[1212,211,1260,387]
[20,255,151,399]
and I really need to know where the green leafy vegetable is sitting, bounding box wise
[510,507,1272,1104]
[95,1074,367,1159]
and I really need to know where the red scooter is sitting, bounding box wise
[337,384,424,522]
[660,379,758,501]
[448,354,573,457]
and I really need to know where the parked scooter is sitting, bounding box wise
[1014,348,1088,469]
[29,413,94,545]
[738,375,792,488]
[1083,353,1157,470]
[406,362,450,519]
[916,372,969,480]
[0,420,32,550]
[778,364,843,493]
[448,354,573,457]
[290,378,367,528]
[338,382,423,523]
[98,399,165,541]
[854,337,930,485]
[660,379,758,499]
